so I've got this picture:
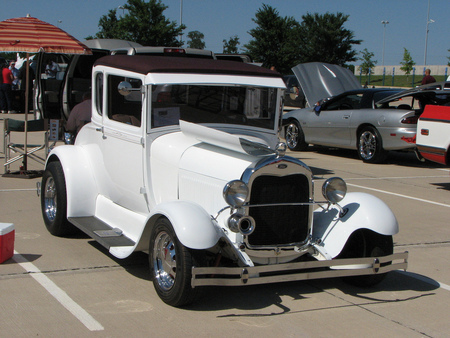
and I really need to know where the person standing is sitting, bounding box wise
[0,63,14,113]
[421,69,436,85]
[9,61,20,89]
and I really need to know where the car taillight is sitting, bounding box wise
[401,116,418,124]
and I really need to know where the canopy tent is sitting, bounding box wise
[0,14,92,173]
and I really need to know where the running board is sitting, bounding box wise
[68,216,135,249]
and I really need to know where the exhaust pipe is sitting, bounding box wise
[227,214,255,235]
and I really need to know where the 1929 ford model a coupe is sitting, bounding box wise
[40,55,408,306]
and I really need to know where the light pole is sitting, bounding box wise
[179,0,183,44]
[381,20,389,66]
[118,5,125,17]
[424,0,434,65]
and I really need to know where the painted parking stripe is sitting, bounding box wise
[346,183,450,208]
[13,251,104,331]
[397,271,450,292]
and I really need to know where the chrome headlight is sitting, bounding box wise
[322,177,347,203]
[223,180,249,208]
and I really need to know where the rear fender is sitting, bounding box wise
[312,192,398,258]
[45,146,97,217]
[137,201,223,251]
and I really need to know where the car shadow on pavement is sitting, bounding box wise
[185,270,439,312]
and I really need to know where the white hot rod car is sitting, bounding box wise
[39,55,408,306]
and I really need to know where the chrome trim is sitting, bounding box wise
[191,252,408,287]
[240,155,314,249]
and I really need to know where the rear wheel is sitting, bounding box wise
[149,218,198,307]
[337,230,393,287]
[285,120,308,151]
[357,126,387,163]
[41,161,77,236]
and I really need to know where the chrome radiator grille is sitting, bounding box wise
[247,174,310,246]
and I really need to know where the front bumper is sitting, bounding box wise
[191,252,408,287]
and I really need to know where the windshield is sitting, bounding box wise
[151,84,279,130]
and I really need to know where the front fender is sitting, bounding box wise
[144,201,223,250]
[312,192,398,258]
[46,145,97,217]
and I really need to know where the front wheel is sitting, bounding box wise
[285,120,308,151]
[149,218,198,307]
[357,126,387,163]
[337,230,394,287]
[41,161,77,236]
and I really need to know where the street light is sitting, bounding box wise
[424,0,434,65]
[118,5,125,17]
[381,20,389,66]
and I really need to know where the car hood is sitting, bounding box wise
[292,62,361,107]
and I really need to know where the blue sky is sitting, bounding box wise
[2,0,449,67]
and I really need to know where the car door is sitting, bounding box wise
[100,73,148,214]
[304,93,361,147]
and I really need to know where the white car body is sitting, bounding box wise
[417,105,450,165]
[40,55,407,306]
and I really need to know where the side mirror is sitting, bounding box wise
[118,81,133,96]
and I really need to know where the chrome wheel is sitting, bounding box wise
[285,123,299,149]
[43,177,57,221]
[149,218,199,306]
[358,130,376,161]
[41,161,76,236]
[153,231,177,291]
[357,127,387,163]
[285,121,307,151]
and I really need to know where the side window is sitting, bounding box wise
[95,72,103,116]
[107,75,142,127]
[327,94,362,110]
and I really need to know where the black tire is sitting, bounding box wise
[41,161,77,236]
[149,218,198,307]
[338,230,394,287]
[285,120,308,151]
[357,126,387,163]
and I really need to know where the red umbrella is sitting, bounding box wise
[0,15,92,54]
[0,15,92,172]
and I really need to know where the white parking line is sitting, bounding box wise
[397,271,450,292]
[13,251,104,331]
[347,183,450,208]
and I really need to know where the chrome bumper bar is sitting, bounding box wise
[191,252,408,287]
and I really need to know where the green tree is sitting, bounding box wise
[298,12,361,66]
[89,0,185,47]
[244,4,300,74]
[447,48,450,66]
[187,31,205,49]
[222,36,240,54]
[399,48,415,78]
[359,48,377,75]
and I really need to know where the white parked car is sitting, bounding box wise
[417,104,450,165]
[39,55,408,306]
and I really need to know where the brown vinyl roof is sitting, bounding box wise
[94,55,281,78]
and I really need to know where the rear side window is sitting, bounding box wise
[107,75,142,127]
[95,73,103,116]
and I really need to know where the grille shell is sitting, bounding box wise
[242,157,313,248]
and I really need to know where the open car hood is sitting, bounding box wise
[180,120,275,156]
[292,62,361,107]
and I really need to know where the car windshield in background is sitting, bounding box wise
[151,84,278,130]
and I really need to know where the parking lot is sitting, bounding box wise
[0,116,449,337]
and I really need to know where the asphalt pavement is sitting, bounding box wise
[0,115,449,337]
